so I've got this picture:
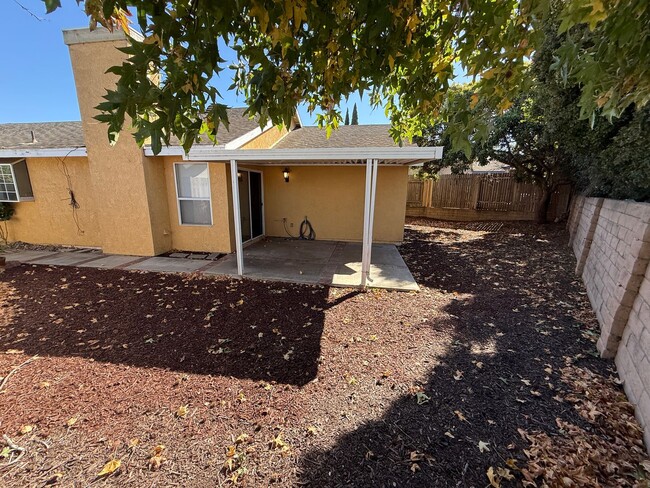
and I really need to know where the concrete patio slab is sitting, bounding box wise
[203,238,418,291]
[332,262,419,291]
[29,252,104,267]
[76,255,142,269]
[335,242,406,265]
[1,250,60,263]
[125,256,207,273]
[243,239,338,264]
[203,255,326,284]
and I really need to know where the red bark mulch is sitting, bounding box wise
[0,219,648,487]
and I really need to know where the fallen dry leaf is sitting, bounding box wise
[97,459,121,477]
[19,425,33,435]
[177,405,189,418]
[487,466,500,487]
[454,410,467,422]
[149,454,165,471]
[416,392,430,404]
[497,467,514,481]
[270,434,290,453]
[478,441,490,453]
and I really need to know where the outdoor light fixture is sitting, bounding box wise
[283,168,290,182]
[237,171,242,181]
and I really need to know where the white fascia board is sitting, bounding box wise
[293,110,304,128]
[0,147,87,158]
[143,144,226,157]
[184,146,444,163]
[224,121,275,149]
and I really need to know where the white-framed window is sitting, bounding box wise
[0,159,34,203]
[174,162,212,226]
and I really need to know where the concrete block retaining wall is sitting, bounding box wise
[568,196,650,448]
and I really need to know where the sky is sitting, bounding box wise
[0,0,390,126]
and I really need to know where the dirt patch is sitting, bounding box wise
[0,219,647,487]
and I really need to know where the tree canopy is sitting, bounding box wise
[42,0,650,155]
[416,10,649,221]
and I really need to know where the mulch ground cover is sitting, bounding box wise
[0,219,648,487]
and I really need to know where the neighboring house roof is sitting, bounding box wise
[0,108,262,151]
[274,125,412,149]
[0,121,84,149]
[434,160,511,176]
[470,160,511,173]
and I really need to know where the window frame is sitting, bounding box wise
[173,162,213,226]
[0,159,34,203]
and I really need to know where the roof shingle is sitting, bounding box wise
[0,108,262,150]
[0,122,84,149]
[273,125,412,149]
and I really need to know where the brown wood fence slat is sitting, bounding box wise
[407,175,571,221]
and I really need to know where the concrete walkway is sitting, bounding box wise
[1,238,418,291]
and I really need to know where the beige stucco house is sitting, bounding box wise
[0,27,440,286]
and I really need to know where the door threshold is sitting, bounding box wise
[243,235,265,248]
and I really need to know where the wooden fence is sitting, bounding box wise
[406,174,571,222]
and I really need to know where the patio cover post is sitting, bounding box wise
[361,158,378,288]
[230,159,244,276]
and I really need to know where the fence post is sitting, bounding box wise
[470,176,481,209]
[423,179,431,207]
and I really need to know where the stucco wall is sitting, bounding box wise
[163,157,234,253]
[568,197,650,449]
[241,126,288,149]
[258,165,408,243]
[5,157,101,247]
[67,33,171,256]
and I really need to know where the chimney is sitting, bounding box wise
[63,27,171,256]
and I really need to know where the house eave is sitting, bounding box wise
[182,146,444,165]
[0,147,87,158]
[143,144,226,157]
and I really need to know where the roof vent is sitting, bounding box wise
[30,130,38,144]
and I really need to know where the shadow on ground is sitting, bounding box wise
[298,222,611,487]
[0,266,357,386]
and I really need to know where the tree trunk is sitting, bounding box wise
[536,187,552,224]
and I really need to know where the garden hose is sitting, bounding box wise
[299,217,316,240]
